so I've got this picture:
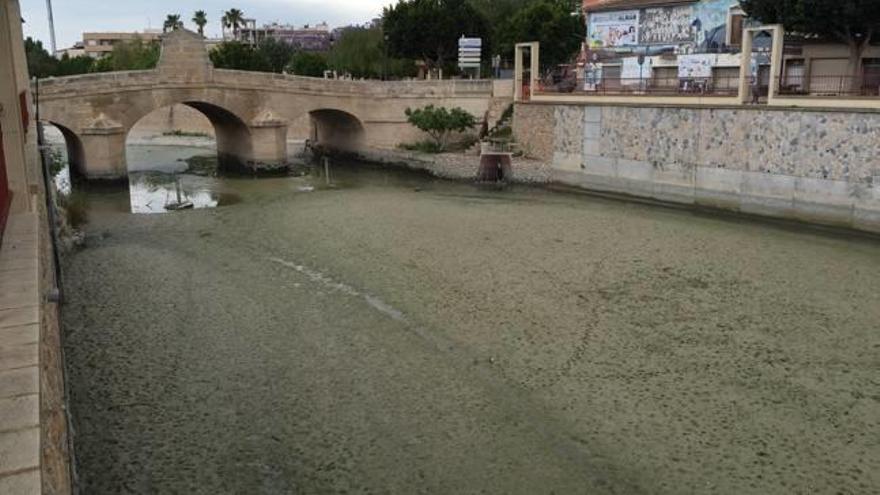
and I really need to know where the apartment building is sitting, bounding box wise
[82,29,162,58]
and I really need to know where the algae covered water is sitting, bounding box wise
[61,145,880,494]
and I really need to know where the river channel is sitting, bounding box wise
[59,143,880,494]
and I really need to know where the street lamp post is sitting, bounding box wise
[383,34,389,81]
[45,0,57,55]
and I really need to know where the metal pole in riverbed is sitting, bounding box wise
[324,157,331,186]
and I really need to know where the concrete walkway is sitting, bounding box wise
[0,212,41,494]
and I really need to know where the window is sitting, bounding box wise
[783,59,806,92]
[863,58,880,96]
[728,8,745,47]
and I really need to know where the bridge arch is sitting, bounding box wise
[128,101,255,172]
[47,122,85,177]
[309,109,365,151]
[36,28,496,179]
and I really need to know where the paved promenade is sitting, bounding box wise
[0,212,41,494]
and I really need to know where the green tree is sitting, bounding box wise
[25,37,58,78]
[163,14,184,33]
[468,0,528,56]
[741,0,880,78]
[257,38,297,73]
[324,27,417,79]
[383,0,490,71]
[497,0,585,67]
[222,9,246,39]
[193,10,208,37]
[405,105,477,150]
[328,27,384,78]
[93,38,161,72]
[55,53,95,76]
[210,41,268,71]
[287,51,328,77]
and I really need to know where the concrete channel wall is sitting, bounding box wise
[513,103,880,234]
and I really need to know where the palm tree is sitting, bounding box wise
[192,11,208,37]
[221,9,245,40]
[163,14,183,33]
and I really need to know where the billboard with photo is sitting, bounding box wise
[588,10,639,48]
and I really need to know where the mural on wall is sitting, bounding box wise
[586,1,741,50]
[588,10,639,48]
[638,6,694,45]
[692,0,738,49]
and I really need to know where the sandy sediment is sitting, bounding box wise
[61,164,880,494]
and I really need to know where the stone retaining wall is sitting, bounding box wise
[514,103,880,233]
[358,148,552,184]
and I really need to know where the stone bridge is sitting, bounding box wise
[37,29,505,179]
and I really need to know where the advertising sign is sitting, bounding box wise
[459,37,482,68]
[588,10,639,48]
[678,54,715,79]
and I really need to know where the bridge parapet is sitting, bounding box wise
[36,70,159,97]
[36,69,493,101]
[210,70,493,98]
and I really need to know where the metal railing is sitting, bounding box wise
[537,75,747,97]
[777,75,880,98]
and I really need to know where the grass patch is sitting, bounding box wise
[60,192,89,228]
[162,130,211,138]
[46,148,67,177]
[399,141,444,154]
[184,155,219,176]
[399,136,479,154]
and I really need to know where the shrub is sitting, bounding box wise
[46,149,66,177]
[404,105,477,151]
[61,192,88,228]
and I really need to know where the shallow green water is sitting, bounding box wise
[60,145,880,494]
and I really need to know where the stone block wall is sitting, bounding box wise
[514,103,880,233]
[359,148,552,184]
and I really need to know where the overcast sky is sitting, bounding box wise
[20,0,392,50]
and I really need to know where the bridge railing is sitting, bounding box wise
[213,69,493,97]
[35,70,159,96]
[35,68,494,98]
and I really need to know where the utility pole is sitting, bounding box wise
[45,0,57,55]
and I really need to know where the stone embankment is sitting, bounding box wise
[514,102,880,234]
[357,148,553,184]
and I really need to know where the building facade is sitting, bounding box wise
[82,30,162,58]
[0,0,34,232]
[237,22,332,52]
[56,41,85,59]
[580,0,880,96]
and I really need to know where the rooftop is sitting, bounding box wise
[585,0,696,12]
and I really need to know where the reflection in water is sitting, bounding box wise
[129,172,222,214]
[46,137,247,214]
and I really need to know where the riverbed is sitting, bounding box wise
[60,145,880,494]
